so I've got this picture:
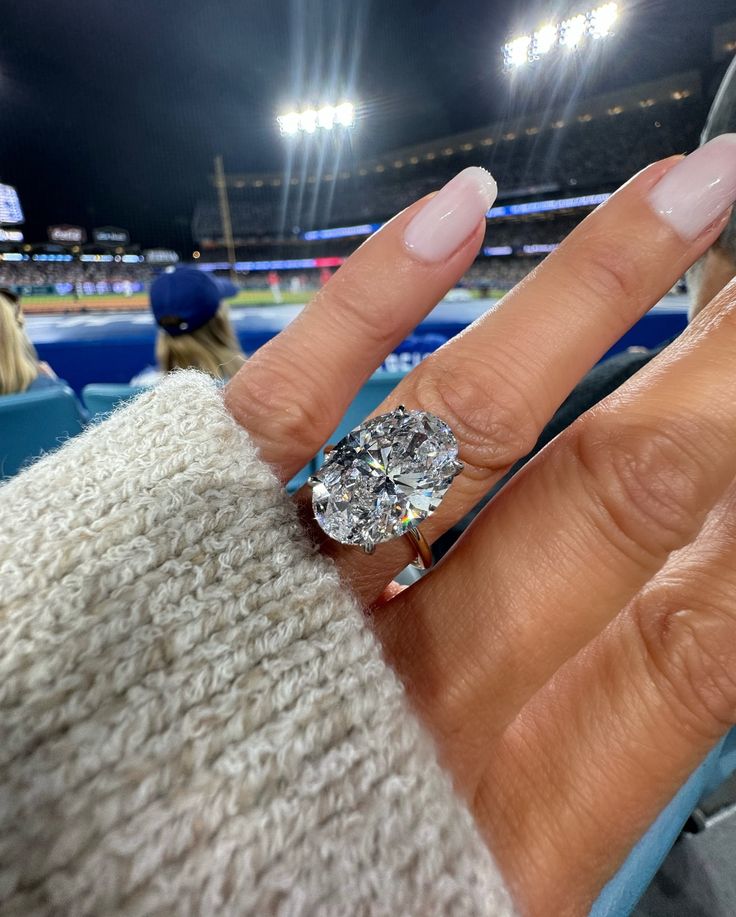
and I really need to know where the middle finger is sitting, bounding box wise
[312,138,736,603]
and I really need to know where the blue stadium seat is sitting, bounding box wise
[592,727,736,915]
[83,374,406,492]
[82,383,145,421]
[286,463,314,494]
[0,386,86,479]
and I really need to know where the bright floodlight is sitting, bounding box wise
[317,105,335,129]
[560,14,586,48]
[534,23,557,55]
[334,101,355,127]
[590,2,618,38]
[277,101,355,135]
[277,112,300,135]
[301,109,318,133]
[505,35,531,68]
[506,4,618,67]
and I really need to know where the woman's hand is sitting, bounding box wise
[225,142,736,916]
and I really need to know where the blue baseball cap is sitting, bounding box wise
[150,268,238,336]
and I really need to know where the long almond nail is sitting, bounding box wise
[404,166,497,263]
[648,134,736,240]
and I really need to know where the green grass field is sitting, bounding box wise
[231,290,310,306]
[22,287,504,315]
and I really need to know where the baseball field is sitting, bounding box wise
[21,289,313,314]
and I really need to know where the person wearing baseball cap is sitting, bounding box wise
[131,268,245,385]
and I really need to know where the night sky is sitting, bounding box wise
[0,0,733,251]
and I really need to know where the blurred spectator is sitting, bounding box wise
[132,268,245,385]
[0,289,69,395]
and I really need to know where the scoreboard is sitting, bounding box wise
[0,184,23,225]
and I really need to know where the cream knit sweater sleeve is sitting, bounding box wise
[0,372,516,917]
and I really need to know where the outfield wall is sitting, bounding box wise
[26,297,689,396]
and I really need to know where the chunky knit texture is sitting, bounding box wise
[0,372,515,916]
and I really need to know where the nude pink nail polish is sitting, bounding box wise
[648,134,736,240]
[404,166,498,263]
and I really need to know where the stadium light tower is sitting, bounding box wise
[213,155,236,281]
[277,101,356,136]
[503,2,618,69]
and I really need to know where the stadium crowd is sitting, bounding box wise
[0,259,153,289]
[462,258,544,290]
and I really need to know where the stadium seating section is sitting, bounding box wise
[2,78,707,304]
[192,93,707,240]
[0,260,152,288]
[0,386,86,479]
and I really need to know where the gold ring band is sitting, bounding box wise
[404,527,433,570]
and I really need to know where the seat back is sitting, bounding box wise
[592,727,736,915]
[82,383,145,421]
[0,386,86,479]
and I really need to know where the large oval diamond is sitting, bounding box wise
[311,407,460,547]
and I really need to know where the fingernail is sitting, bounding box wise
[404,166,497,262]
[648,134,736,240]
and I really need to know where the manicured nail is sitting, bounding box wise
[404,166,497,262]
[648,134,736,240]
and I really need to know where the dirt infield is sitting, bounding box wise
[22,294,150,314]
[20,290,312,314]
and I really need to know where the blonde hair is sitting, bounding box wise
[156,307,245,380]
[0,292,39,395]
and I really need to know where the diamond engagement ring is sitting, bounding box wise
[308,405,463,569]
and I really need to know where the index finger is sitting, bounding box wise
[224,167,497,480]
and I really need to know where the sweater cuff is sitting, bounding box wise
[0,371,516,916]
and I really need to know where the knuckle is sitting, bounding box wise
[633,587,736,735]
[233,352,334,454]
[316,272,393,349]
[411,353,542,475]
[571,415,705,561]
[576,237,646,309]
